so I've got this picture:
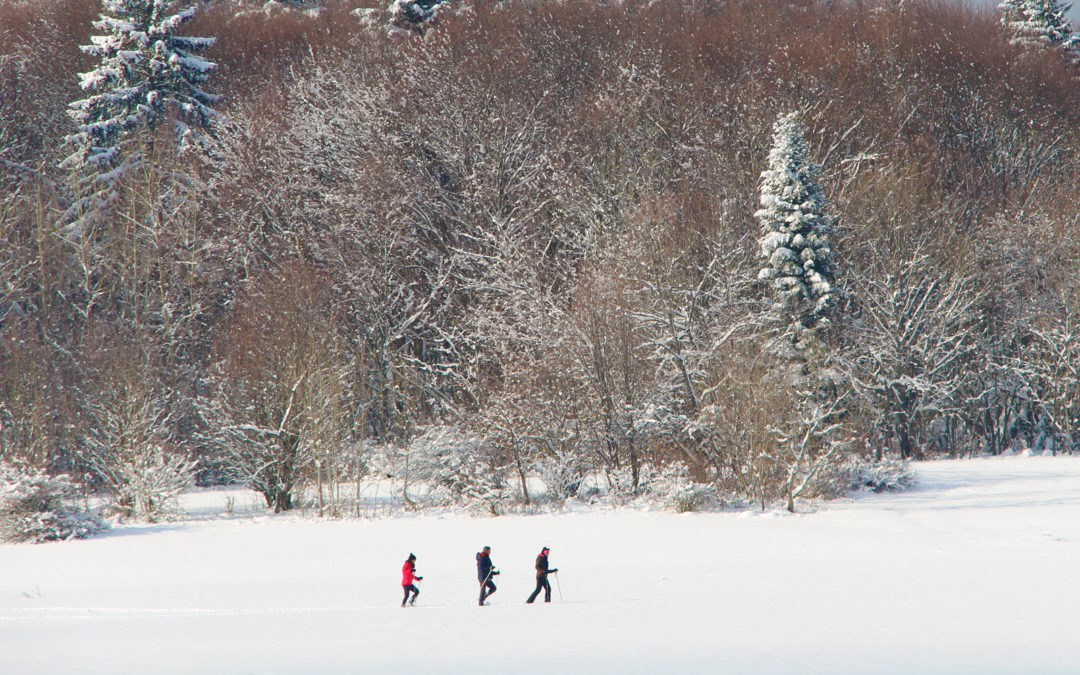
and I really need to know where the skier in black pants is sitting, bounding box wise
[476,545,499,606]
[526,546,558,603]
[401,553,422,607]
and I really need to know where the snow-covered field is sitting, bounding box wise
[2,456,1079,674]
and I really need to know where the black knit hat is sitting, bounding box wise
[408,553,416,561]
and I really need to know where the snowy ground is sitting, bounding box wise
[2,456,1079,674]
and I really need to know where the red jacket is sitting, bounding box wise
[402,560,418,586]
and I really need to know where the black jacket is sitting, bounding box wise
[477,552,494,581]
[535,554,549,576]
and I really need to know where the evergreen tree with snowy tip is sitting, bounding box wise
[755,111,837,342]
[63,0,219,219]
[389,0,450,28]
[1000,0,1080,62]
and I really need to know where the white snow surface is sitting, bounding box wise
[2,455,1079,674]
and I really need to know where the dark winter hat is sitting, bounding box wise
[542,546,550,553]
[408,553,416,560]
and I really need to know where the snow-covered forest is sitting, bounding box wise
[3,0,1080,529]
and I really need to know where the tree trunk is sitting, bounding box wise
[402,441,417,509]
[514,448,530,506]
[898,426,912,460]
[266,488,293,513]
[316,459,324,517]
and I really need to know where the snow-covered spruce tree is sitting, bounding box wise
[63,0,218,219]
[753,112,854,511]
[389,0,451,28]
[755,111,837,346]
[1000,0,1080,62]
[0,463,108,544]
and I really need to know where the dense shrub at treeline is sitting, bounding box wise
[1,0,1077,517]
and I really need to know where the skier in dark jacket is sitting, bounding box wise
[476,545,499,606]
[526,546,558,603]
[401,553,423,607]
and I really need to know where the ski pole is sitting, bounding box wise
[553,571,563,602]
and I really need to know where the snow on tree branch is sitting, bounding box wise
[755,111,837,345]
[62,0,220,226]
[0,462,108,543]
[1000,0,1080,63]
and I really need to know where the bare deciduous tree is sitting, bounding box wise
[204,266,350,513]
[852,251,985,459]
[75,331,196,520]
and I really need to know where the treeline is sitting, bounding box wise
[1,0,1078,518]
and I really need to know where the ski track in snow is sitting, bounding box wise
[2,455,1079,674]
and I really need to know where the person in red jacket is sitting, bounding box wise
[526,546,558,603]
[401,553,423,607]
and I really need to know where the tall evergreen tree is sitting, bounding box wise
[62,0,219,221]
[755,111,837,341]
[754,113,848,510]
[1000,0,1080,62]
